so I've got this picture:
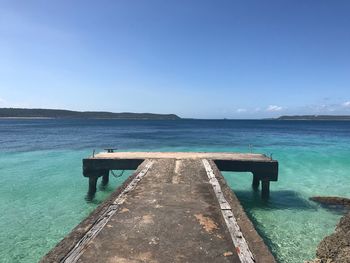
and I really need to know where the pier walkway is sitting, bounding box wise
[83,152,278,200]
[41,152,278,263]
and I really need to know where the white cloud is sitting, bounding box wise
[342,101,350,108]
[236,108,247,113]
[266,105,283,112]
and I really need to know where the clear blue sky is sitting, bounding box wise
[1,0,350,118]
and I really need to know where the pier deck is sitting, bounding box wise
[41,152,278,263]
[83,152,278,200]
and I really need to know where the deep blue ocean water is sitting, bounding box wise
[1,119,350,262]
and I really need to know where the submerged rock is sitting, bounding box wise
[309,196,350,207]
[307,212,350,263]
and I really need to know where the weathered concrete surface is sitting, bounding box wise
[83,152,278,200]
[76,159,241,263]
[42,158,276,263]
[92,152,273,161]
[40,162,150,263]
[308,212,350,263]
[209,160,276,263]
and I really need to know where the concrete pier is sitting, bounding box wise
[41,152,278,263]
[83,152,278,200]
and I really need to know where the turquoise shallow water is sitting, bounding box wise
[0,150,133,262]
[0,119,349,262]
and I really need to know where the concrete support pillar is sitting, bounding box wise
[252,174,260,190]
[261,180,270,199]
[102,170,109,186]
[86,177,98,201]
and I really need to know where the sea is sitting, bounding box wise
[0,119,349,263]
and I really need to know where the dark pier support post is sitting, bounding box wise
[101,170,109,186]
[261,180,270,199]
[86,176,98,201]
[252,172,271,199]
[252,174,260,190]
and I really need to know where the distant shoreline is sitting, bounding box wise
[0,117,54,119]
[271,115,350,121]
[0,108,181,120]
[1,108,350,121]
[0,117,173,120]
